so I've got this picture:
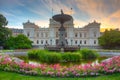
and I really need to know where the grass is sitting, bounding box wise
[0,71,120,80]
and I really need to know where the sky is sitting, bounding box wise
[0,0,120,31]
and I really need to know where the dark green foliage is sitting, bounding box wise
[77,49,99,60]
[28,50,40,61]
[28,50,61,63]
[61,52,81,62]
[28,50,82,63]
[98,29,120,49]
[5,34,32,49]
[40,52,61,63]
[0,14,11,47]
[28,49,98,63]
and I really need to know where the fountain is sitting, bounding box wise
[46,10,79,52]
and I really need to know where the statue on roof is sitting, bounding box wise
[61,9,64,14]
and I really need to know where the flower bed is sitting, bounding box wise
[0,54,120,77]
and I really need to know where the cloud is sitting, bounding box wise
[34,20,49,28]
[0,0,25,8]
[1,0,120,30]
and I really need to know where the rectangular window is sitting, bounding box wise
[84,33,86,38]
[41,40,43,44]
[94,40,96,44]
[75,33,77,37]
[27,32,30,37]
[37,32,39,37]
[80,33,82,37]
[37,40,39,44]
[84,40,86,44]
[80,40,82,44]
[75,40,77,44]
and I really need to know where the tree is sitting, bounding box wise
[5,34,32,49]
[98,29,120,49]
[0,14,8,27]
[0,14,11,47]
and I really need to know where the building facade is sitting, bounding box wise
[23,18,101,49]
[10,28,23,36]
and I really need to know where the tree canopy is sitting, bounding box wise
[98,29,120,49]
[5,34,32,49]
[0,14,11,47]
[0,14,8,27]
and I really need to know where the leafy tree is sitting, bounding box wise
[5,34,32,49]
[0,14,8,27]
[98,29,120,49]
[0,14,11,47]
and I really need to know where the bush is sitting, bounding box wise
[28,50,61,63]
[61,52,81,62]
[40,52,61,63]
[77,49,99,60]
[28,49,98,63]
[28,50,39,61]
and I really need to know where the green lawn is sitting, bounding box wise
[0,71,120,80]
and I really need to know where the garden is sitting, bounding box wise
[0,49,120,79]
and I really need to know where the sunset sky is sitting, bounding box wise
[0,0,120,31]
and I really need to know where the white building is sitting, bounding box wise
[23,18,100,49]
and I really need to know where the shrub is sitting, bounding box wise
[77,49,99,60]
[28,50,61,63]
[28,50,39,61]
[61,52,81,62]
[40,52,61,63]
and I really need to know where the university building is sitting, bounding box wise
[23,16,101,49]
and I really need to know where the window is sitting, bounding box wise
[46,33,48,37]
[94,32,96,37]
[84,40,86,44]
[75,33,77,37]
[56,32,58,37]
[84,33,86,38]
[75,40,77,44]
[80,40,82,44]
[41,40,43,44]
[94,40,96,44]
[46,40,48,44]
[65,32,67,37]
[27,32,30,37]
[37,32,39,37]
[80,33,82,37]
[37,40,39,44]
[41,33,43,37]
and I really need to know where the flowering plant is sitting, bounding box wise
[0,54,120,77]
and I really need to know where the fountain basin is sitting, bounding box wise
[52,14,72,23]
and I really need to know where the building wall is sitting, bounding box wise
[23,19,100,48]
